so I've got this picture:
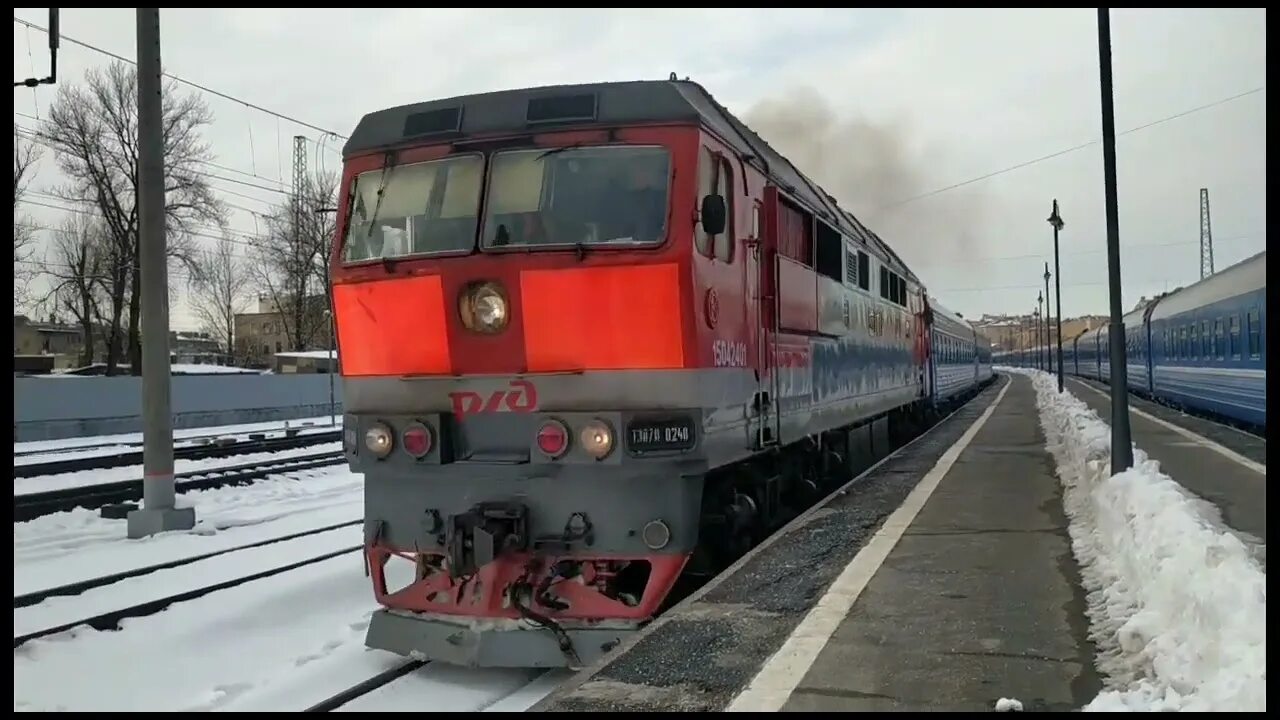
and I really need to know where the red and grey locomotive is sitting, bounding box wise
[329,78,944,669]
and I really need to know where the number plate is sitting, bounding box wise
[626,416,696,454]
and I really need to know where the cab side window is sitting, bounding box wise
[697,146,734,263]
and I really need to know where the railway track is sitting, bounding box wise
[13,430,342,479]
[12,422,337,459]
[13,451,348,522]
[14,518,361,609]
[302,660,429,712]
[13,539,362,649]
[300,660,563,712]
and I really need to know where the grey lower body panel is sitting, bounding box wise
[366,608,638,670]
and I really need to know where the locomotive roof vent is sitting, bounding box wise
[403,106,463,138]
[526,93,597,126]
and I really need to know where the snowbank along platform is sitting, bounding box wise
[531,373,1103,712]
[1065,375,1265,559]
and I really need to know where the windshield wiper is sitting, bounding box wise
[363,152,397,242]
[537,142,583,161]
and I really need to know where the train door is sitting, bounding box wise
[751,188,782,449]
[1141,305,1158,395]
[921,298,936,403]
[971,329,980,382]
[743,199,773,449]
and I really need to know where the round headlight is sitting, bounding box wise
[580,419,614,460]
[460,282,509,334]
[365,423,393,457]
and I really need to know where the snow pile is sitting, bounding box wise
[995,697,1023,712]
[1017,367,1266,712]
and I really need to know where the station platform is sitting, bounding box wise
[531,373,1102,713]
[1064,376,1266,559]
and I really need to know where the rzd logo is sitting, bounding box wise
[449,379,538,419]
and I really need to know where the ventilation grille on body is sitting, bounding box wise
[403,107,463,138]
[526,93,597,125]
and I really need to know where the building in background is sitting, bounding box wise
[170,331,231,365]
[233,293,333,368]
[13,315,82,373]
[15,315,242,375]
[272,349,339,374]
[973,312,1108,353]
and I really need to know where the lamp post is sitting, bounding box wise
[314,205,340,429]
[1097,8,1133,473]
[1036,294,1044,370]
[1043,262,1052,374]
[1023,315,1029,367]
[324,308,336,427]
[1047,200,1065,392]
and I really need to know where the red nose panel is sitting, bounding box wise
[334,274,452,376]
[520,263,685,372]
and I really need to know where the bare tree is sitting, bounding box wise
[253,167,339,352]
[43,214,109,366]
[14,126,43,308]
[36,60,226,374]
[305,169,340,324]
[187,234,251,356]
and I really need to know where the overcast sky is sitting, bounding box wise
[13,7,1266,332]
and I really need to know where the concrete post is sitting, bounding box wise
[128,8,196,538]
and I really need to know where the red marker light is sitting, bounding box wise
[402,423,433,458]
[536,420,569,459]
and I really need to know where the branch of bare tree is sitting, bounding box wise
[14,126,44,308]
[35,60,227,375]
[41,214,110,366]
[251,167,338,355]
[186,233,251,355]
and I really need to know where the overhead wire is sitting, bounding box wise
[12,13,348,140]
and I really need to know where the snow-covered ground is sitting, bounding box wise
[13,461,564,712]
[14,465,363,596]
[14,550,557,712]
[1010,367,1266,712]
[14,415,339,463]
[15,523,361,640]
[39,363,263,376]
[13,441,343,496]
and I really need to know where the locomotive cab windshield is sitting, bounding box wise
[483,144,671,249]
[340,143,673,263]
[342,154,483,262]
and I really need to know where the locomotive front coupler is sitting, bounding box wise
[444,502,529,578]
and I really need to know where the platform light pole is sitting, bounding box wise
[1048,200,1065,392]
[1043,263,1053,375]
[1097,7,1133,473]
[128,8,196,538]
[1022,316,1028,367]
[324,308,336,427]
[1027,311,1033,369]
[314,206,340,428]
[1036,295,1043,370]
[1029,309,1035,369]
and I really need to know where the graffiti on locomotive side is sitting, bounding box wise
[771,340,813,401]
[449,379,538,419]
[712,339,748,368]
